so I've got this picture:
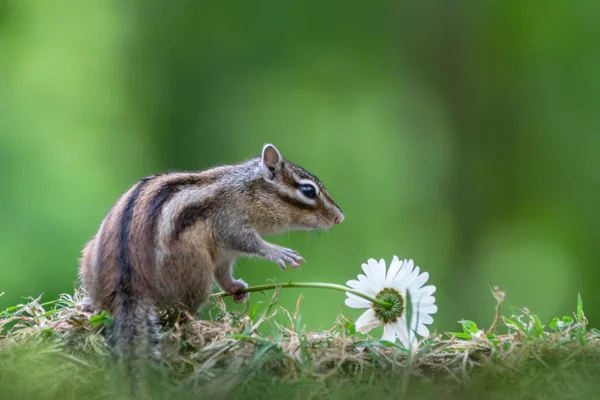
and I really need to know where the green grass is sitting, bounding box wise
[1,289,600,400]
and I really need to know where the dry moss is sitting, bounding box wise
[1,289,600,400]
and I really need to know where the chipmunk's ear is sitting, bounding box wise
[260,143,283,179]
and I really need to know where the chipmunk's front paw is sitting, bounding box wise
[228,279,249,303]
[268,245,305,270]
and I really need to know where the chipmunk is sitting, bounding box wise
[78,143,343,390]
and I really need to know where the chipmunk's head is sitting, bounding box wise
[256,143,344,232]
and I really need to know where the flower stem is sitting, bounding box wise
[210,282,392,309]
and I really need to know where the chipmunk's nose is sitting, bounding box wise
[333,212,344,225]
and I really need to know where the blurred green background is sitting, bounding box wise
[1,1,599,334]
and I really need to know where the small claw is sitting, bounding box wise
[228,279,249,303]
[233,292,249,303]
[269,246,304,271]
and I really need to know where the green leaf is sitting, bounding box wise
[88,315,104,326]
[502,317,526,333]
[40,328,53,338]
[230,334,253,340]
[89,310,112,327]
[576,293,584,323]
[533,315,544,337]
[249,342,280,367]
[447,332,472,340]
[488,334,500,346]
[562,316,574,325]
[549,316,576,332]
[249,301,262,320]
[572,294,587,344]
[345,320,356,335]
[459,319,478,334]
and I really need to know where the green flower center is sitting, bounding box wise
[373,288,405,324]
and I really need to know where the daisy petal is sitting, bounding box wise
[392,320,409,348]
[413,313,434,324]
[416,323,430,338]
[385,256,402,286]
[418,305,438,316]
[344,293,372,309]
[403,265,421,289]
[394,259,413,283]
[355,309,381,333]
[403,259,415,275]
[346,279,376,296]
[357,274,378,295]
[382,324,396,343]
[412,295,436,307]
[361,260,382,290]
[366,258,386,291]
[396,260,419,292]
[408,272,429,291]
[346,279,361,289]
[361,262,371,278]
[419,285,436,296]
[393,319,417,348]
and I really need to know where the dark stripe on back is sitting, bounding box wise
[118,176,154,297]
[172,201,214,240]
[146,173,217,244]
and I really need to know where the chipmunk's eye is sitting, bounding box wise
[299,184,317,199]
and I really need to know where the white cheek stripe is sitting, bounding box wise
[293,188,318,206]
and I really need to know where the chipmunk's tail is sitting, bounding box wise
[106,295,161,397]
[107,175,162,397]
[102,177,160,398]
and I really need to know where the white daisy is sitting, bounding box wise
[345,256,437,348]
